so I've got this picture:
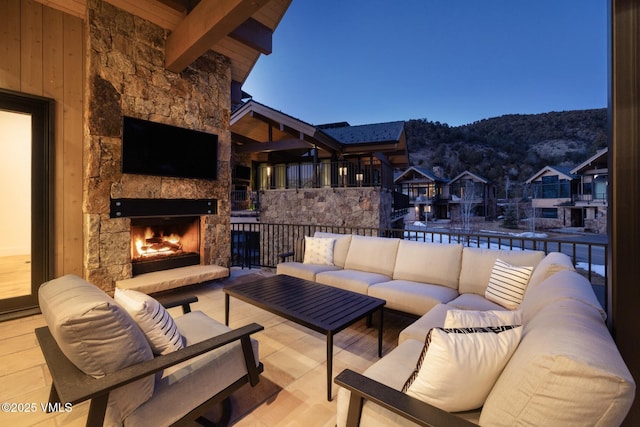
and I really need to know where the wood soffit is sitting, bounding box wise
[35,0,292,81]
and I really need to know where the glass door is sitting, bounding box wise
[0,89,54,319]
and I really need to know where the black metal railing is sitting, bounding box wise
[230,222,608,311]
[257,160,394,191]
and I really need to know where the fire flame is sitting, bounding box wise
[134,227,183,259]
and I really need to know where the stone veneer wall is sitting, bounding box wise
[84,0,231,292]
[257,188,393,265]
[259,188,391,228]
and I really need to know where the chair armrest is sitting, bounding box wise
[278,251,295,263]
[155,294,199,314]
[35,322,264,406]
[334,369,477,427]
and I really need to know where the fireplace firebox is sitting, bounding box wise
[130,216,200,276]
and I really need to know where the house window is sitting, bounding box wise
[541,208,558,218]
[540,176,570,198]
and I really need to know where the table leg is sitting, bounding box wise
[327,332,333,401]
[225,293,230,326]
[378,308,383,358]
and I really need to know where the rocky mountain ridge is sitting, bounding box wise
[405,108,608,197]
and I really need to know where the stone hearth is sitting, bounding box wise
[83,0,231,293]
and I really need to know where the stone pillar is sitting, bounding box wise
[83,0,231,292]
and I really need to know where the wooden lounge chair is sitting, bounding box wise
[36,275,263,427]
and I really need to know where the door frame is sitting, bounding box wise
[0,88,54,319]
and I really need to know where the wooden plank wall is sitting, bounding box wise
[0,0,84,278]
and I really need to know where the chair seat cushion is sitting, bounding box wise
[368,280,458,316]
[447,293,507,311]
[399,304,451,344]
[276,261,341,282]
[125,311,260,427]
[315,269,390,294]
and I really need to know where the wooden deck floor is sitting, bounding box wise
[0,268,415,426]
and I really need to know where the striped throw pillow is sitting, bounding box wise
[485,258,533,309]
[114,288,184,355]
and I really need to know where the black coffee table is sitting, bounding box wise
[224,274,386,401]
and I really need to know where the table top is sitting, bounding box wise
[224,274,385,334]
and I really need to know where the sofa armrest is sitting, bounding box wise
[36,322,264,407]
[334,369,477,427]
[278,250,295,263]
[155,294,199,314]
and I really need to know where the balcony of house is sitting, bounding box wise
[256,159,394,191]
[573,192,608,205]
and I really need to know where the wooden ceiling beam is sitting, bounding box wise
[165,0,269,72]
[229,17,272,55]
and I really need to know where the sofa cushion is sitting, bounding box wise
[303,236,336,265]
[527,251,575,289]
[343,235,400,277]
[444,309,523,328]
[38,275,154,425]
[127,311,260,426]
[404,325,522,412]
[520,269,606,323]
[336,339,441,427]
[447,293,507,311]
[485,259,534,309]
[368,280,458,316]
[114,288,184,355]
[399,303,451,344]
[276,262,341,282]
[458,247,544,296]
[393,241,463,290]
[479,298,635,426]
[315,269,391,294]
[314,232,353,268]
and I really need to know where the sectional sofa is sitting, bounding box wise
[276,232,635,426]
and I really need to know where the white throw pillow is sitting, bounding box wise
[485,258,533,309]
[403,326,522,412]
[303,236,336,265]
[444,309,523,328]
[114,288,184,355]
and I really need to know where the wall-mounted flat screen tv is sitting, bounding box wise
[122,116,218,180]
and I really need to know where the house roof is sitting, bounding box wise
[394,166,449,184]
[570,147,608,175]
[449,170,489,184]
[230,100,410,167]
[525,165,577,183]
[230,100,343,156]
[320,121,405,145]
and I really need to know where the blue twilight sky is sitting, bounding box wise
[243,0,607,127]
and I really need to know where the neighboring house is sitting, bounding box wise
[525,165,577,229]
[394,166,450,221]
[570,148,608,233]
[448,171,497,221]
[230,100,410,229]
[525,150,608,233]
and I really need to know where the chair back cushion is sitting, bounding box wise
[38,275,154,424]
[314,232,353,268]
[480,295,635,426]
[344,235,400,276]
[458,247,544,296]
[393,240,462,289]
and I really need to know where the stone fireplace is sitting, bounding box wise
[83,0,231,293]
[130,216,201,275]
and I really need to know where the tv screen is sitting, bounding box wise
[122,116,218,180]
